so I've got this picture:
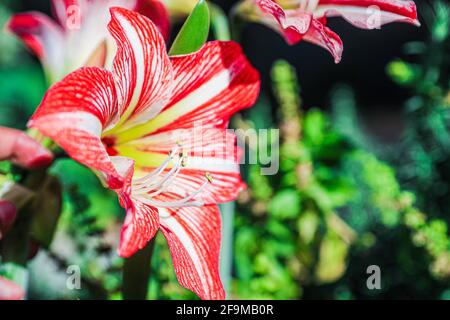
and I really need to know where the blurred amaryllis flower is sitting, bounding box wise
[7,0,169,83]
[28,7,259,300]
[236,0,420,62]
[0,277,24,300]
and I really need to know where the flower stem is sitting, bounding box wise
[122,238,156,300]
[219,202,235,297]
[209,4,235,298]
[209,3,231,41]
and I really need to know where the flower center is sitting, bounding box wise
[102,136,119,156]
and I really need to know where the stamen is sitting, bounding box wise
[131,144,213,208]
[134,145,179,186]
[139,173,213,208]
[134,155,183,193]
[145,157,184,196]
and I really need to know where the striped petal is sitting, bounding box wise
[28,67,122,187]
[114,41,260,143]
[110,157,160,258]
[6,12,65,75]
[315,0,420,28]
[116,128,245,205]
[250,0,344,61]
[0,277,25,300]
[135,0,171,41]
[159,205,225,300]
[107,7,173,132]
[254,0,313,44]
[303,18,344,63]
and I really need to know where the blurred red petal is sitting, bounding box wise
[0,277,25,300]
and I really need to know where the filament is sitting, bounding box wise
[131,144,213,208]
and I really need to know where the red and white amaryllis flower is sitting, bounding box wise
[237,0,420,62]
[0,277,25,300]
[28,7,259,299]
[7,0,169,83]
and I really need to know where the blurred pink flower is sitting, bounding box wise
[0,277,24,300]
[7,0,169,83]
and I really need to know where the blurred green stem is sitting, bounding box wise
[219,202,235,296]
[210,3,231,41]
[209,3,235,298]
[122,239,155,300]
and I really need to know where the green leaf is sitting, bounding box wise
[169,0,210,56]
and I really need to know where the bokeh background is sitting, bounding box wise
[0,0,449,299]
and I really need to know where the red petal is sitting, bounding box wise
[0,277,25,300]
[107,7,172,130]
[30,67,119,129]
[316,0,420,28]
[117,41,259,141]
[165,41,259,130]
[160,205,225,300]
[303,19,344,63]
[254,0,313,44]
[28,67,121,185]
[0,127,53,169]
[111,157,160,258]
[169,41,259,115]
[135,0,171,41]
[118,199,159,258]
